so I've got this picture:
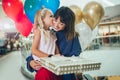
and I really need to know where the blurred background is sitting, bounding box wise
[0,0,120,80]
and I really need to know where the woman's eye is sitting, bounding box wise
[60,23,64,25]
[60,23,65,26]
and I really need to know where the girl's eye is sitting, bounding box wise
[54,19,57,22]
[50,15,54,17]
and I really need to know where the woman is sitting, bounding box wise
[26,6,82,80]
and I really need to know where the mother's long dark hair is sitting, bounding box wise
[54,6,78,40]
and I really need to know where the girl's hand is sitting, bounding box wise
[55,54,61,56]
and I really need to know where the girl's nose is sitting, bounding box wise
[53,20,58,28]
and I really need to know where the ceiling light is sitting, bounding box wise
[0,2,2,5]
[102,0,114,6]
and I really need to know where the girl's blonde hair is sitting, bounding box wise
[34,8,53,41]
[34,8,53,29]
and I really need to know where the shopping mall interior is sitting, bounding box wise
[0,0,120,80]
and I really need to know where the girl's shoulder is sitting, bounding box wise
[34,28,41,35]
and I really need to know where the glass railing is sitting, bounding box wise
[20,34,35,79]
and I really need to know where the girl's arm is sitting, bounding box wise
[26,55,41,72]
[55,44,60,55]
[31,28,49,58]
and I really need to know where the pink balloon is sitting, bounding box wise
[2,0,24,21]
[15,14,33,37]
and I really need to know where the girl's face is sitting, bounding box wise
[52,17,65,31]
[43,11,53,30]
[42,11,65,31]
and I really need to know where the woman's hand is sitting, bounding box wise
[30,60,41,70]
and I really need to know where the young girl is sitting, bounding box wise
[32,8,59,62]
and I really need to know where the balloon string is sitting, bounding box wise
[14,32,19,39]
[42,5,45,9]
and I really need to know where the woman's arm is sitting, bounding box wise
[70,36,82,56]
[58,36,82,57]
[26,55,34,72]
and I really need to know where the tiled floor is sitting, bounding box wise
[0,51,29,80]
[0,47,120,80]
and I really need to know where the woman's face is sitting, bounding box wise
[43,12,65,31]
[52,17,65,31]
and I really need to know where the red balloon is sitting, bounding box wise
[15,14,33,37]
[2,0,24,21]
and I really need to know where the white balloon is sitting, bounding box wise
[0,17,17,32]
[0,30,6,39]
[75,22,98,51]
